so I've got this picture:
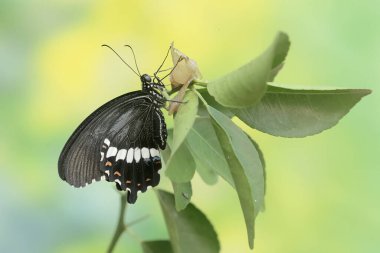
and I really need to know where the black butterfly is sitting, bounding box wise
[58,45,170,204]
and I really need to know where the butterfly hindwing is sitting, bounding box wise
[58,91,166,203]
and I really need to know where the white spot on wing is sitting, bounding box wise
[126,148,134,163]
[134,147,141,162]
[150,148,159,157]
[104,138,110,146]
[100,152,104,161]
[116,149,127,161]
[141,147,150,159]
[115,179,121,186]
[106,147,117,158]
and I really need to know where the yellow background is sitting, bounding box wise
[1,0,379,252]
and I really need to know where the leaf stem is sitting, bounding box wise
[193,80,208,87]
[193,89,208,105]
[107,193,128,253]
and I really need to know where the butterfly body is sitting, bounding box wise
[58,74,167,203]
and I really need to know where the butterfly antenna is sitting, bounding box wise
[102,44,140,77]
[124,45,141,76]
[154,44,172,76]
[160,55,184,81]
[156,67,174,73]
[150,67,174,86]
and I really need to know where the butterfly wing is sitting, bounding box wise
[58,91,167,203]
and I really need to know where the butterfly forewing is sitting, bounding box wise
[58,91,166,203]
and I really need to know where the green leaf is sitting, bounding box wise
[207,32,290,108]
[207,106,265,249]
[162,129,192,211]
[197,88,233,116]
[247,135,266,211]
[165,91,198,182]
[232,85,372,137]
[185,105,233,187]
[156,190,220,253]
[165,144,196,183]
[171,90,199,152]
[172,181,192,211]
[271,32,290,68]
[189,148,219,185]
[141,240,174,253]
[268,32,290,81]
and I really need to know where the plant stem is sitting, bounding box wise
[126,214,150,227]
[167,80,208,95]
[107,193,128,253]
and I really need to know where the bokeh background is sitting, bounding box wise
[1,0,379,252]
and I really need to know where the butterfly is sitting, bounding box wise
[58,45,173,204]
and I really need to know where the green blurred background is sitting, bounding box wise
[1,0,379,252]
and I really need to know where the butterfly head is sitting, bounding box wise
[140,74,151,84]
[141,74,165,92]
